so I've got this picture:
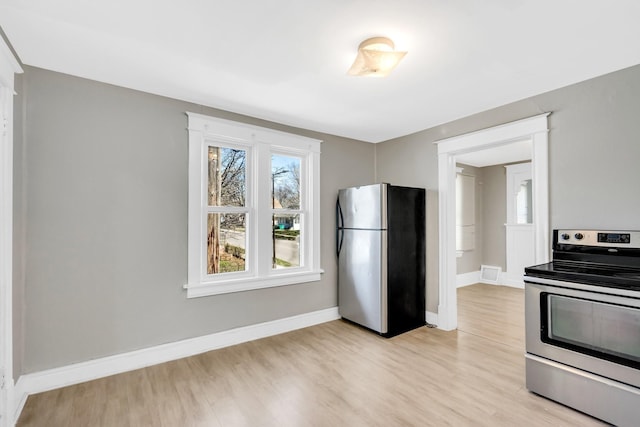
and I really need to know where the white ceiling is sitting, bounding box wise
[2,1,640,143]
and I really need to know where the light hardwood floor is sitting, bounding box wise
[17,284,606,426]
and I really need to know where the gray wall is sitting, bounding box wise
[377,63,640,315]
[375,134,439,312]
[13,66,375,373]
[13,57,640,373]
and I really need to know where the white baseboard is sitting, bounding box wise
[425,311,438,327]
[456,270,481,288]
[457,268,524,288]
[501,276,525,289]
[13,306,340,425]
[13,379,26,425]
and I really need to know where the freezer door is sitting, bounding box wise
[338,229,388,333]
[337,184,387,230]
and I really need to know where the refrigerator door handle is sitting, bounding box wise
[336,198,344,257]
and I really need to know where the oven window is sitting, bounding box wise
[543,294,640,368]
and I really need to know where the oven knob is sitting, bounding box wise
[575,233,584,240]
[561,233,570,240]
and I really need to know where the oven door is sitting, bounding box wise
[525,279,640,388]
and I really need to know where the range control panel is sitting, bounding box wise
[556,229,640,248]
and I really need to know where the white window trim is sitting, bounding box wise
[185,112,322,298]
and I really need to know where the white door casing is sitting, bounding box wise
[435,114,550,331]
[0,36,23,427]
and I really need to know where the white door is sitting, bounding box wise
[505,162,534,287]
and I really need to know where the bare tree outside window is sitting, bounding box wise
[274,162,300,210]
[208,146,247,274]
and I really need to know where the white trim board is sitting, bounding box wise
[501,276,525,289]
[426,311,438,327]
[13,307,340,425]
[0,34,22,427]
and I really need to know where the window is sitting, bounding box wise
[516,179,533,224]
[186,113,322,297]
[505,162,532,225]
[271,153,302,268]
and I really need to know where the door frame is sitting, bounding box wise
[435,114,550,331]
[0,35,22,427]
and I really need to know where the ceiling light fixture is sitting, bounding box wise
[347,36,407,77]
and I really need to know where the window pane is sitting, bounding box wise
[208,146,246,207]
[271,154,300,210]
[516,179,533,224]
[272,214,300,269]
[207,213,246,274]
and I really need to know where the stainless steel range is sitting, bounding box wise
[524,229,640,426]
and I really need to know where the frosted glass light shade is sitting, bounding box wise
[347,37,407,77]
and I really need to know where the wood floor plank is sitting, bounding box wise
[17,284,606,426]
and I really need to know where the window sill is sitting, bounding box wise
[185,270,323,298]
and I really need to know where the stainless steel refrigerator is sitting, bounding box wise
[336,183,426,337]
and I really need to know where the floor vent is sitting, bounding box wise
[480,265,502,284]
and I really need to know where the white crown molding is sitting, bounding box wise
[13,307,340,425]
[434,113,550,153]
[0,36,22,90]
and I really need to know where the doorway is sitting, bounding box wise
[454,153,533,288]
[435,114,550,331]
